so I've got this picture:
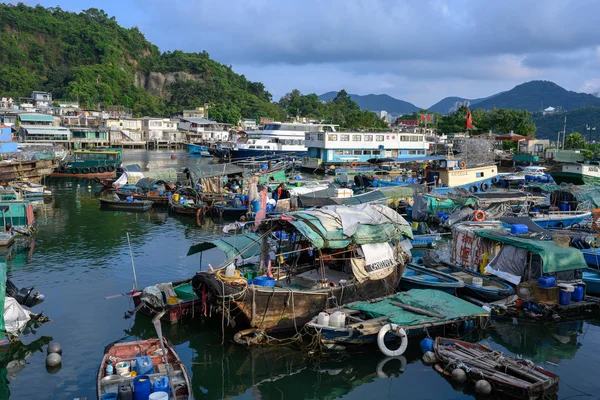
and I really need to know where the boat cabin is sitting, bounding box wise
[426,159,498,193]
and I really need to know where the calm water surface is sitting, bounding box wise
[2,150,600,399]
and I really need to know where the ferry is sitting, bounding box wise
[301,130,434,170]
[550,162,600,185]
[52,149,122,178]
[426,158,498,194]
[229,122,338,160]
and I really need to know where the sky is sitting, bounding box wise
[12,0,600,107]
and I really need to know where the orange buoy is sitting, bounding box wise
[473,210,486,222]
[350,162,357,169]
[459,161,467,169]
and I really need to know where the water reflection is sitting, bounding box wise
[489,320,583,364]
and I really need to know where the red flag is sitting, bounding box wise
[420,114,425,121]
[466,108,475,130]
[426,114,432,121]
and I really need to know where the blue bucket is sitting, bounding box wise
[251,200,261,212]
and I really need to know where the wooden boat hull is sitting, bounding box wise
[117,191,170,206]
[213,205,248,219]
[439,262,515,302]
[97,338,194,400]
[169,197,204,215]
[133,294,202,324]
[52,171,115,178]
[0,159,58,184]
[192,268,402,333]
[99,199,153,212]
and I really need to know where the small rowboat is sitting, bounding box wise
[399,264,464,294]
[433,337,559,399]
[99,198,153,212]
[97,338,193,400]
[133,279,201,324]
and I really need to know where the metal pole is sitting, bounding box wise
[152,311,176,397]
[127,233,139,291]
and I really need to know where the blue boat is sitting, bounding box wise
[580,248,600,268]
[530,211,591,229]
[583,269,600,295]
[184,143,212,156]
[399,264,464,294]
[431,262,515,302]
[229,149,305,161]
[410,234,438,249]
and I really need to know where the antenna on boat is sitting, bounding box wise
[127,232,139,291]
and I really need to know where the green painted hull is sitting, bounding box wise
[550,171,600,185]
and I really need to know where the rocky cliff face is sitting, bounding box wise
[134,71,204,97]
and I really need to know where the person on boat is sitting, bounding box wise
[273,183,290,202]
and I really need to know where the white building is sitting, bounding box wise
[31,91,52,107]
[543,106,556,115]
[178,118,230,142]
[379,110,388,120]
[142,117,180,141]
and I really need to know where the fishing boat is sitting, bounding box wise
[425,261,515,302]
[53,148,122,178]
[530,210,591,229]
[433,337,559,399]
[551,162,600,185]
[97,338,193,400]
[99,198,153,212]
[212,194,250,219]
[0,159,58,185]
[132,279,200,324]
[183,143,211,156]
[11,182,51,200]
[168,188,206,216]
[399,264,464,294]
[191,204,413,334]
[425,158,498,194]
[304,290,488,353]
[410,234,439,249]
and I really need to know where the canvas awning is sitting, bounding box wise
[187,233,262,259]
[258,204,412,249]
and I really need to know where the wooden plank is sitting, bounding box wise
[346,315,391,328]
[389,301,446,319]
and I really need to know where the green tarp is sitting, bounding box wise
[348,289,487,326]
[0,261,5,333]
[187,233,261,259]
[424,194,477,213]
[474,230,587,273]
[143,168,178,182]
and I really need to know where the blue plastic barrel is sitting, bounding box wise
[153,376,169,393]
[559,290,571,306]
[537,276,556,289]
[572,286,584,302]
[102,394,118,400]
[133,376,152,400]
[420,338,434,354]
[251,200,261,212]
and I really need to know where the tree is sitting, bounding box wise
[565,132,586,149]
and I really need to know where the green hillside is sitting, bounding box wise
[533,107,600,140]
[0,3,282,121]
[474,80,600,112]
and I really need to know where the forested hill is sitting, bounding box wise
[0,3,282,121]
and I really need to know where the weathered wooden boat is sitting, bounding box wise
[11,182,52,200]
[425,261,515,302]
[433,337,559,399]
[169,188,206,216]
[116,190,170,206]
[132,279,201,324]
[399,264,464,294]
[0,158,58,185]
[97,338,193,400]
[191,204,414,334]
[99,198,153,212]
[52,149,121,178]
[304,289,488,353]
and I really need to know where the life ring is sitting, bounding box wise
[460,161,467,169]
[377,324,408,357]
[480,182,490,192]
[98,166,106,173]
[473,210,486,222]
[107,165,116,172]
[469,185,478,193]
[233,328,265,346]
[491,177,499,184]
[90,166,98,173]
[71,168,79,174]
[81,167,90,174]
[376,356,407,378]
[350,162,357,169]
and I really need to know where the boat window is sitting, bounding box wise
[285,139,291,145]
[341,135,350,141]
[249,145,255,149]
[372,150,380,156]
[334,150,344,155]
[418,150,425,155]
[364,135,373,141]
[401,136,409,141]
[352,135,361,141]
[409,150,416,155]
[343,150,352,155]
[318,133,324,140]
[476,172,484,177]
[376,135,384,142]
[328,134,337,141]
[363,150,371,155]
[353,150,362,155]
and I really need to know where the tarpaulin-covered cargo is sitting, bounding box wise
[411,193,477,222]
[298,186,414,208]
[187,233,262,262]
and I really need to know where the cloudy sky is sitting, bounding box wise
[15,0,600,107]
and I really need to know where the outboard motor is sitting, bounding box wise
[6,279,45,308]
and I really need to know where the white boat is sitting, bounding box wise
[230,122,338,160]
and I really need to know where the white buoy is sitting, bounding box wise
[451,368,467,383]
[475,380,492,395]
[47,342,62,355]
[422,351,437,365]
[46,353,62,367]
[87,185,92,190]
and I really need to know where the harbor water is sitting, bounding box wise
[3,150,600,399]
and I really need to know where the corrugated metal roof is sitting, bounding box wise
[19,114,55,122]
[180,117,219,125]
[22,126,71,135]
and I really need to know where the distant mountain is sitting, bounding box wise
[533,106,600,140]
[428,96,491,114]
[473,81,600,112]
[318,92,420,115]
